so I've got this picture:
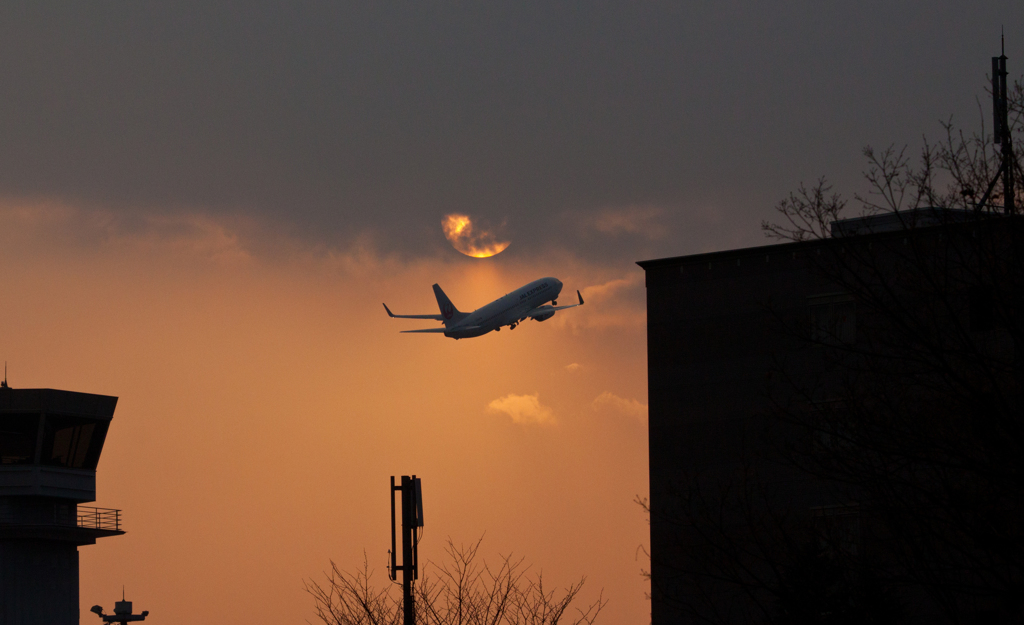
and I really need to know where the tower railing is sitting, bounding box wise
[77,506,122,531]
[0,503,121,531]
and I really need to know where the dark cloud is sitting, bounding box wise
[0,1,1020,262]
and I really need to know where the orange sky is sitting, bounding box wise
[0,202,649,624]
[3,6,1021,623]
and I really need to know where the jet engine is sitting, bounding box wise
[532,306,555,322]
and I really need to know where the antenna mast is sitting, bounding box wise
[975,34,1016,213]
[993,32,1015,213]
[390,476,424,625]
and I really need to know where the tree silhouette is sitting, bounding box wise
[306,537,605,625]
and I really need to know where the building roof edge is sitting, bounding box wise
[636,238,813,270]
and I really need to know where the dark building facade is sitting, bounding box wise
[0,386,124,625]
[641,234,833,625]
[640,212,1024,624]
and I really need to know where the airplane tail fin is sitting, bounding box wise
[432,284,468,327]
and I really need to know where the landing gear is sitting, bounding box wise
[552,300,557,306]
[510,323,517,330]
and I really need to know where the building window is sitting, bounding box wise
[808,293,856,345]
[50,423,95,468]
[0,413,39,464]
[811,503,860,559]
[40,415,107,470]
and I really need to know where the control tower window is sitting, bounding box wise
[0,413,39,464]
[41,415,107,469]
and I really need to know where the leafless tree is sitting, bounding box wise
[306,538,605,625]
[650,74,1024,625]
[757,76,1024,622]
[767,69,1022,603]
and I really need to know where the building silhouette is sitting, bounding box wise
[0,386,124,625]
[639,210,1023,624]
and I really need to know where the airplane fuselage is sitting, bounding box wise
[447,277,562,338]
[383,276,583,340]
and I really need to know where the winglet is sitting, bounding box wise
[383,303,396,318]
[577,290,584,305]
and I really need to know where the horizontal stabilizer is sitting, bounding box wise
[400,327,449,333]
[383,303,444,320]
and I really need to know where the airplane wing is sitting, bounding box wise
[551,289,585,310]
[383,303,443,320]
[524,290,584,319]
[552,290,585,309]
[400,326,482,334]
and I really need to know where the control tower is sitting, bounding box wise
[0,385,125,625]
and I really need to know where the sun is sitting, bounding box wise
[442,214,510,258]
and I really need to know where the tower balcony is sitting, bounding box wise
[0,500,124,545]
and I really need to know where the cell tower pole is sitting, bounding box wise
[993,35,1015,213]
[402,475,416,625]
[391,475,422,625]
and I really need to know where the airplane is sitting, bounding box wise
[383,277,584,339]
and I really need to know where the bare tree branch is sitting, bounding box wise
[307,538,606,625]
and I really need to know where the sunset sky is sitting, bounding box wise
[0,3,1021,623]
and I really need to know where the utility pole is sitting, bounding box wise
[993,34,1015,213]
[391,475,424,625]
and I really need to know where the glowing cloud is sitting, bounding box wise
[592,391,648,422]
[442,214,510,258]
[487,393,555,425]
[553,274,646,332]
[581,276,639,302]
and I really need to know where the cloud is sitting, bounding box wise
[565,363,582,373]
[591,206,667,239]
[581,275,641,303]
[116,215,254,264]
[0,202,253,264]
[592,391,648,422]
[552,273,646,333]
[0,200,438,281]
[487,393,555,425]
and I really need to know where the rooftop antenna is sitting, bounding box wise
[995,30,1015,213]
[1,362,8,389]
[89,587,149,624]
[975,33,1015,213]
